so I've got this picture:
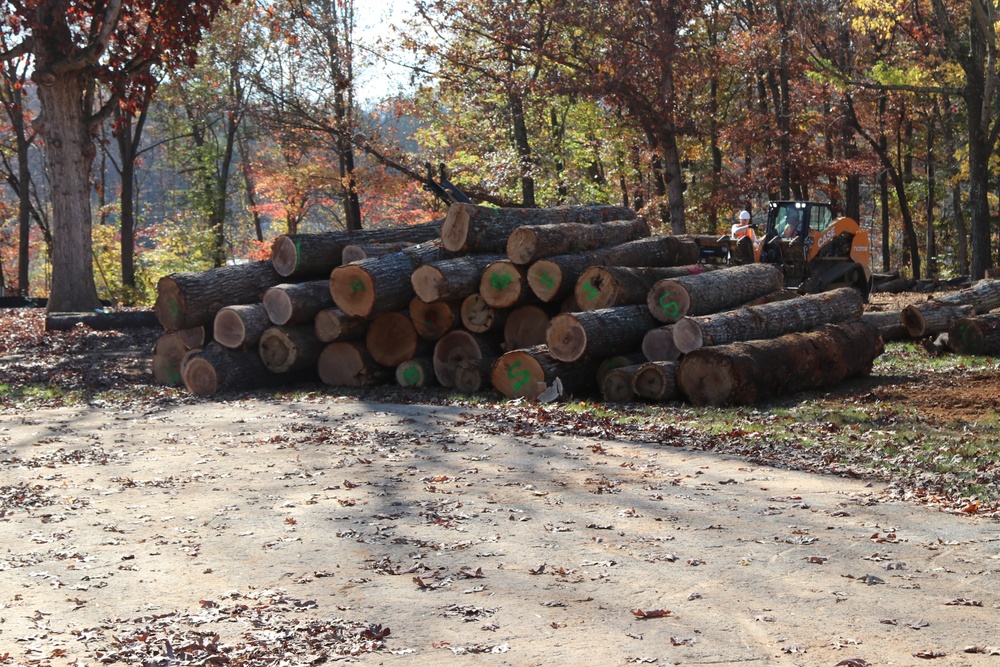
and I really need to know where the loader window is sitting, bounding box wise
[810,206,834,234]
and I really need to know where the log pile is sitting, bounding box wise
[152,202,902,405]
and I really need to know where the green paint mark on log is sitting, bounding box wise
[507,360,530,391]
[402,365,420,386]
[582,280,598,300]
[539,272,554,290]
[491,273,512,290]
[658,295,680,318]
[351,279,366,295]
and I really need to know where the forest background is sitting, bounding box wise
[1,0,998,309]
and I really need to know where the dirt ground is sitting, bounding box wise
[2,305,1000,666]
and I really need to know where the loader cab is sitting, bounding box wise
[766,200,834,241]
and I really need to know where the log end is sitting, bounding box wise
[576,267,617,311]
[411,265,444,303]
[950,317,984,354]
[396,358,434,388]
[151,334,187,386]
[647,279,690,324]
[259,327,294,373]
[366,311,419,367]
[672,318,704,354]
[642,326,679,362]
[677,351,740,407]
[183,356,220,396]
[633,361,678,401]
[527,261,562,302]
[492,350,545,399]
[441,203,475,252]
[503,305,550,351]
[546,313,587,363]
[506,227,538,265]
[480,261,524,308]
[461,293,501,333]
[270,235,299,277]
[262,287,294,326]
[213,307,248,349]
[154,277,184,331]
[433,329,484,387]
[601,368,635,402]
[330,265,376,318]
[899,304,927,338]
[318,342,380,386]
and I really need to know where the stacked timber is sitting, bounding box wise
[152,201,887,404]
[899,278,1000,337]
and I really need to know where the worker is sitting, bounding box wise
[782,208,801,238]
[731,210,754,239]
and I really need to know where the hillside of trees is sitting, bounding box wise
[1,0,996,307]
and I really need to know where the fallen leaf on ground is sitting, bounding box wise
[944,598,982,606]
[913,650,945,659]
[631,609,671,618]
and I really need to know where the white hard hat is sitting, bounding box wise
[739,210,751,221]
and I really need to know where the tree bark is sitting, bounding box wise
[263,280,334,326]
[576,265,717,311]
[492,345,599,399]
[213,303,272,349]
[632,361,679,401]
[313,307,368,343]
[341,241,415,263]
[270,219,442,278]
[676,321,883,406]
[948,314,1000,355]
[480,260,531,308]
[647,264,785,324]
[365,311,430,367]
[461,293,508,333]
[526,235,701,303]
[672,287,865,353]
[441,203,637,253]
[396,357,437,388]
[596,353,646,387]
[156,261,283,331]
[860,309,908,341]
[900,301,975,338]
[503,304,552,351]
[259,325,323,374]
[547,305,660,362]
[411,254,505,303]
[317,342,388,387]
[506,217,650,265]
[330,241,454,318]
[433,329,502,388]
[409,298,462,341]
[183,342,280,396]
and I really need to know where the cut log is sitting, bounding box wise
[547,305,660,362]
[409,298,461,340]
[672,287,865,354]
[601,363,643,402]
[906,279,1000,335]
[433,330,502,387]
[676,320,883,406]
[441,203,637,253]
[318,342,388,387]
[492,345,600,399]
[179,348,203,379]
[330,240,453,318]
[900,300,976,338]
[506,217,650,265]
[596,352,647,386]
[183,342,279,396]
[527,235,701,302]
[313,307,369,343]
[641,325,680,362]
[454,357,499,394]
[259,325,323,374]
[177,326,208,349]
[575,265,716,311]
[632,361,679,401]
[647,264,785,324]
[396,357,437,388]
[151,333,189,386]
[503,304,552,350]
[411,254,505,303]
[214,303,272,349]
[45,310,160,331]
[342,241,415,264]
[947,314,1000,355]
[480,260,531,308]
[270,219,441,278]
[155,260,283,331]
[861,309,908,341]
[365,311,430,367]
[461,293,508,333]
[263,281,334,326]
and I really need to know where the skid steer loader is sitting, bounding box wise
[723,200,873,300]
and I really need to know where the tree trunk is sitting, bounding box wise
[642,325,680,362]
[672,287,864,353]
[318,342,388,387]
[396,356,437,388]
[503,304,552,351]
[342,241,415,263]
[899,301,974,338]
[676,321,883,406]
[330,241,454,318]
[156,260,283,331]
[461,293,508,333]
[506,218,650,265]
[441,203,636,253]
[213,303,272,349]
[948,314,1000,355]
[647,264,785,324]
[547,305,660,362]
[601,363,643,402]
[492,345,599,399]
[454,357,499,394]
[480,260,531,309]
[259,325,323,374]
[576,265,716,311]
[313,307,369,343]
[270,219,442,278]
[526,235,701,302]
[262,280,334,326]
[183,342,279,396]
[365,311,430,367]
[433,329,502,388]
[35,74,101,313]
[632,361,679,401]
[411,254,506,303]
[409,298,461,341]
